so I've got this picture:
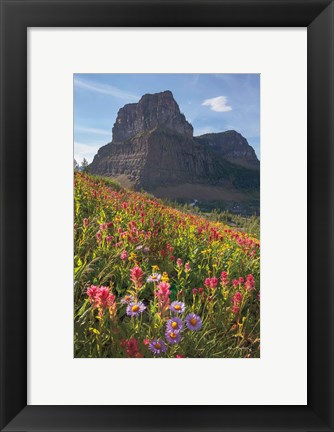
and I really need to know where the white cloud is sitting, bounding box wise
[75,126,112,136]
[74,77,139,101]
[202,96,232,112]
[74,141,106,164]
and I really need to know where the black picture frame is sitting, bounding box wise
[1,0,333,431]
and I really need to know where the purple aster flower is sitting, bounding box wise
[148,339,167,355]
[135,245,143,251]
[126,301,146,317]
[165,329,182,344]
[186,313,202,331]
[170,301,185,314]
[121,294,133,304]
[166,317,183,332]
[146,273,162,284]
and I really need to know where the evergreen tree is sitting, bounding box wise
[81,158,89,173]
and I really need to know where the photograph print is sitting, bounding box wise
[74,73,260,358]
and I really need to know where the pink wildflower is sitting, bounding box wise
[220,271,229,286]
[155,281,171,314]
[120,251,128,260]
[185,262,191,272]
[232,306,240,314]
[120,338,143,358]
[245,274,255,292]
[166,244,173,253]
[96,286,116,309]
[87,285,100,308]
[83,218,89,227]
[231,291,242,314]
[176,258,183,267]
[156,282,170,298]
[87,285,115,311]
[204,277,218,289]
[210,277,218,288]
[233,292,243,304]
[130,266,144,288]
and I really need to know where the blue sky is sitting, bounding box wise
[74,73,260,163]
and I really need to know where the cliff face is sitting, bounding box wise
[89,90,260,193]
[112,91,193,143]
[194,131,260,170]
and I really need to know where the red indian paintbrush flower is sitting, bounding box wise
[155,281,170,315]
[220,271,229,286]
[184,262,191,272]
[86,285,99,308]
[245,274,255,292]
[96,286,116,309]
[231,291,243,314]
[233,291,242,303]
[204,277,218,289]
[130,265,144,288]
[176,258,182,267]
[120,250,128,260]
[87,285,115,311]
[210,277,218,288]
[120,338,143,358]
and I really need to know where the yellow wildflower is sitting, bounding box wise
[129,252,137,261]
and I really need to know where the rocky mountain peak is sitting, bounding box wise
[112,90,193,143]
[194,130,259,169]
[89,91,260,214]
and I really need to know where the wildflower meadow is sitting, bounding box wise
[74,172,260,358]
